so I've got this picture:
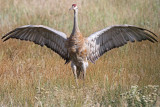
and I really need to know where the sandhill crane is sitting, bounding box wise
[2,4,158,86]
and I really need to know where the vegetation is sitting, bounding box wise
[0,0,160,106]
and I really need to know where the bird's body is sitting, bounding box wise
[2,4,158,86]
[66,27,88,79]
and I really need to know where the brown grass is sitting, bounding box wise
[0,0,160,106]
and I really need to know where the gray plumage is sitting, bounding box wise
[87,25,157,63]
[2,25,69,62]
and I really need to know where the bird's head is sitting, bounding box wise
[69,4,78,11]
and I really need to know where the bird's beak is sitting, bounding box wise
[69,7,73,11]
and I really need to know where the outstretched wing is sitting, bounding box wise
[2,25,69,62]
[86,24,158,63]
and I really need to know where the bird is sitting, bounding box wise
[2,4,158,86]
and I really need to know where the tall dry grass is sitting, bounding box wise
[0,0,160,106]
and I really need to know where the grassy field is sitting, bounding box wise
[0,0,160,106]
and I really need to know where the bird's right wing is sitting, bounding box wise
[86,25,158,63]
[2,25,69,62]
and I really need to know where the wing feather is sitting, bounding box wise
[2,25,69,62]
[86,25,158,63]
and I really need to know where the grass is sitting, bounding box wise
[0,0,160,106]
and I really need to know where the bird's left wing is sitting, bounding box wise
[86,25,158,63]
[2,25,69,62]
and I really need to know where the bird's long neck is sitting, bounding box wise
[71,9,80,36]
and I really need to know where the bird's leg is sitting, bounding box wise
[82,67,86,80]
[82,61,88,86]
[71,62,79,88]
